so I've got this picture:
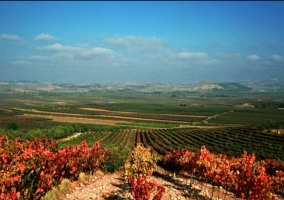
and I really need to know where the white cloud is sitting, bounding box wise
[29,55,51,61]
[12,60,31,65]
[248,54,259,60]
[0,34,20,41]
[77,47,113,59]
[91,47,113,55]
[177,52,208,60]
[42,43,76,51]
[92,47,113,55]
[104,36,168,52]
[270,54,282,61]
[40,43,114,60]
[35,33,57,41]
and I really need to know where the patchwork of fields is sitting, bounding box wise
[1,83,284,199]
[1,83,284,158]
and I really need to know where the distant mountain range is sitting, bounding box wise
[191,80,284,92]
[1,80,284,93]
[191,82,252,92]
[242,80,284,92]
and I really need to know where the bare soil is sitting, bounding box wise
[59,132,83,142]
[60,167,241,200]
[81,107,208,119]
[22,109,197,126]
[23,113,123,126]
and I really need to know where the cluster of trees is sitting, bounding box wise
[1,123,80,141]
[253,101,284,109]
[1,122,122,141]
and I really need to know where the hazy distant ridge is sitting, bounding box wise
[190,81,251,92]
[1,80,284,93]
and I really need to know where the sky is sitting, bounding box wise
[0,1,283,84]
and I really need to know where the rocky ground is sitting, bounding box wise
[60,167,240,200]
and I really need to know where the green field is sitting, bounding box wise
[1,82,284,164]
[1,90,284,130]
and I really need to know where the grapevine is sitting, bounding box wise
[0,135,108,199]
[125,143,165,200]
[163,145,283,199]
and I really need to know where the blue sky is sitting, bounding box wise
[0,1,283,84]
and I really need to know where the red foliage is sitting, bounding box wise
[125,143,165,200]
[0,135,108,199]
[128,176,165,200]
[163,145,283,199]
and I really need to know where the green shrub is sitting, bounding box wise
[6,122,18,130]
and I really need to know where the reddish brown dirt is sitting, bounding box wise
[23,114,122,126]
[81,107,208,119]
[59,167,243,200]
[22,109,197,126]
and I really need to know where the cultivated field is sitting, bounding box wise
[1,83,284,148]
[1,82,284,199]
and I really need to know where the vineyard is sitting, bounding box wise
[58,126,284,199]
[1,128,284,199]
[135,127,284,160]
[60,126,284,161]
[1,116,284,199]
[1,84,284,199]
[162,145,284,199]
[0,135,108,199]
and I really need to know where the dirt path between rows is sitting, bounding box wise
[203,110,234,122]
[59,167,242,200]
[58,132,83,142]
[58,166,284,200]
